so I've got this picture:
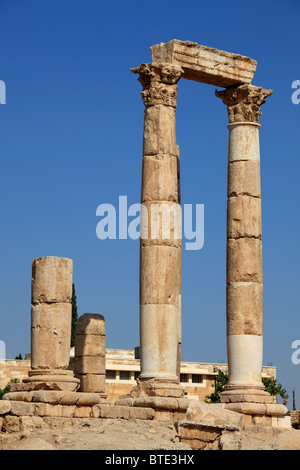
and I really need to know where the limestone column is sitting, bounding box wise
[216,85,274,404]
[75,313,106,397]
[131,62,184,397]
[25,256,80,391]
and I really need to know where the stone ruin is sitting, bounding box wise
[0,40,295,449]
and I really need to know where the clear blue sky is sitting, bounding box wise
[0,0,299,408]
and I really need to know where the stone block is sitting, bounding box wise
[79,374,106,393]
[227,238,262,283]
[139,306,180,380]
[253,415,272,426]
[227,282,263,335]
[10,401,36,416]
[31,256,73,304]
[141,154,179,203]
[227,196,261,239]
[2,415,21,433]
[99,405,130,419]
[31,303,72,370]
[228,123,260,162]
[151,40,257,87]
[0,401,11,414]
[140,243,180,305]
[185,400,242,428]
[128,407,155,420]
[140,201,182,247]
[273,430,300,450]
[75,314,105,336]
[228,161,261,198]
[74,355,106,375]
[75,334,105,357]
[73,406,92,418]
[34,403,75,418]
[143,105,177,156]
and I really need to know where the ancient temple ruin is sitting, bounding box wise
[128,39,286,421]
[0,41,291,449]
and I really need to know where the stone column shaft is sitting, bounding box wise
[131,63,183,395]
[75,313,106,396]
[26,256,80,391]
[216,85,274,402]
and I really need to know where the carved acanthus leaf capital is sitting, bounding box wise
[215,85,273,123]
[131,62,183,108]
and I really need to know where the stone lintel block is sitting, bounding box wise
[227,238,262,283]
[31,303,72,370]
[141,200,182,248]
[79,374,106,394]
[151,40,257,87]
[74,356,105,375]
[143,105,177,156]
[142,154,179,203]
[31,256,73,304]
[75,314,105,336]
[227,282,263,336]
[75,334,106,358]
[140,243,180,305]
[227,196,262,239]
[228,161,261,198]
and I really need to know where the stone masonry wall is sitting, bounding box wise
[0,361,31,389]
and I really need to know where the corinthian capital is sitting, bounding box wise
[131,62,183,108]
[216,85,273,123]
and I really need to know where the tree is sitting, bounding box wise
[205,369,228,403]
[71,283,78,348]
[205,370,289,405]
[14,353,23,360]
[262,377,289,405]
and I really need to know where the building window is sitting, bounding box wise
[134,371,140,380]
[106,370,116,380]
[119,371,130,380]
[192,374,202,384]
[180,374,188,383]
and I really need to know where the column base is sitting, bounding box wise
[20,369,80,392]
[130,378,184,399]
[220,385,275,404]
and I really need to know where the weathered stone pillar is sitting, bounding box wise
[216,85,276,405]
[131,63,184,398]
[75,314,106,397]
[25,256,80,391]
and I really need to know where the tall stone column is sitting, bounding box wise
[216,85,275,405]
[131,62,184,398]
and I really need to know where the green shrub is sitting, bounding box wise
[0,379,20,400]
